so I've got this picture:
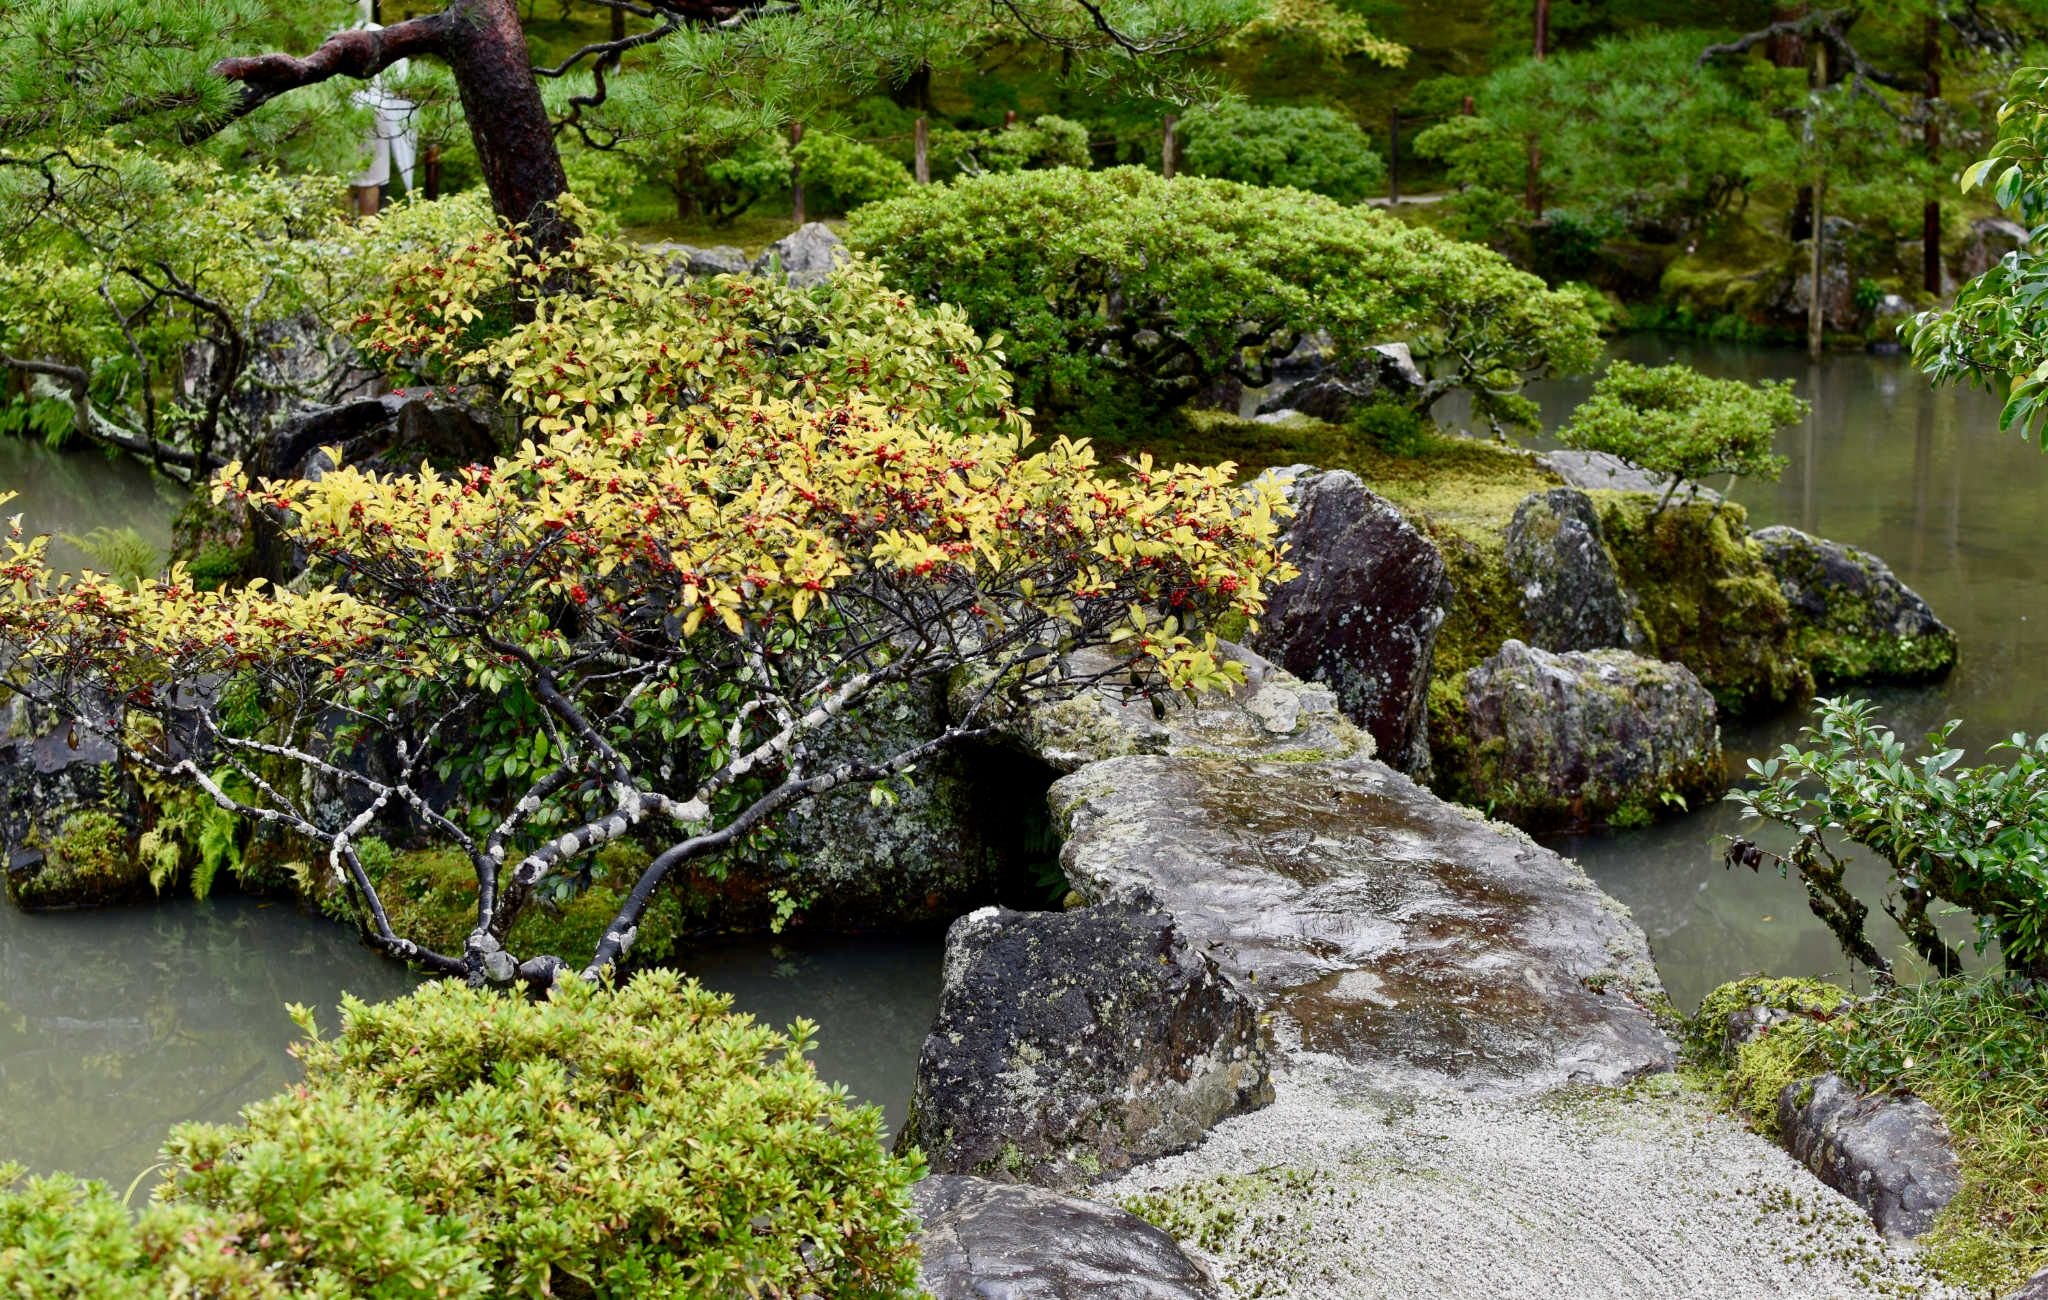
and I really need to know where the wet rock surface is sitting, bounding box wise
[1776,1072,1963,1240]
[1249,469,1450,774]
[1752,524,1958,686]
[1449,640,1724,832]
[1504,488,1643,652]
[1254,342,1427,423]
[913,1175,1222,1300]
[1050,748,1672,1097]
[652,242,750,278]
[2008,1268,2048,1300]
[901,900,1271,1189]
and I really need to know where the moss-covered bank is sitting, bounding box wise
[1689,975,2048,1294]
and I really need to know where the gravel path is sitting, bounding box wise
[1105,1060,1958,1300]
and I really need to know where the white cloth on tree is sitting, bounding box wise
[348,17,417,192]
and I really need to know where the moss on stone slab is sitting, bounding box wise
[8,807,144,909]
[1594,493,1814,714]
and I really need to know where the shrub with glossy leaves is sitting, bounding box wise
[1730,697,2048,983]
[0,975,924,1298]
[1555,361,1802,506]
[1179,101,1384,201]
[846,166,1599,436]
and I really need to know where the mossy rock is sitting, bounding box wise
[1751,525,1958,687]
[1688,977,1851,1136]
[1594,494,1814,715]
[6,808,148,910]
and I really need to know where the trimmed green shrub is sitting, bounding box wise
[1556,361,1803,507]
[930,115,1092,177]
[847,167,1600,437]
[1179,102,1385,201]
[792,132,914,213]
[0,976,924,1298]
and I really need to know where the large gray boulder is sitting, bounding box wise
[1504,487,1644,652]
[1752,525,1957,686]
[1249,469,1450,774]
[900,900,1271,1189]
[1956,216,2030,281]
[1536,449,1721,504]
[913,1175,1222,1299]
[1777,1073,1962,1240]
[751,222,849,286]
[1051,749,1673,1098]
[651,242,750,279]
[1774,215,1859,333]
[1445,640,1724,832]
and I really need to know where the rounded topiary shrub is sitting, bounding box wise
[0,975,924,1298]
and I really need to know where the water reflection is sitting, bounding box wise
[1498,338,2048,1010]
[0,437,185,574]
[0,895,418,1189]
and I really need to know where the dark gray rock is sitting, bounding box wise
[0,697,145,910]
[1504,488,1643,652]
[1752,525,1957,686]
[913,1175,1221,1300]
[1254,343,1426,423]
[653,242,750,278]
[1448,640,1724,832]
[1248,470,1450,775]
[751,222,849,286]
[725,678,1002,928]
[1536,449,1721,504]
[1051,747,1674,1098]
[2006,1267,2048,1300]
[1777,1073,1962,1240]
[1774,215,1859,333]
[900,900,1271,1190]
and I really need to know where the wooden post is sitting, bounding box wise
[1388,109,1400,204]
[423,144,442,200]
[1527,0,1546,217]
[1003,109,1017,128]
[914,115,930,184]
[1162,113,1179,179]
[790,121,806,226]
[1809,41,1828,360]
[1923,13,1942,295]
[1461,94,1475,116]
[352,183,380,217]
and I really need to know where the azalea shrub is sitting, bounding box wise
[0,975,924,1298]
[845,167,1601,437]
[0,211,1293,984]
[1554,361,1804,508]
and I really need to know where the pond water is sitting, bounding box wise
[0,436,186,574]
[1501,337,2048,1012]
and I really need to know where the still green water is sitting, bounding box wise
[1,335,2039,1184]
[1514,337,2048,1013]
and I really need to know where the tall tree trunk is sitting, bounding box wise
[1775,3,1813,241]
[442,0,570,248]
[1809,41,1828,360]
[910,61,931,184]
[1162,113,1179,179]
[1527,0,1546,218]
[789,121,805,226]
[1924,13,1943,295]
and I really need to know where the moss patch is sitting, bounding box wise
[1594,493,1813,714]
[10,807,144,909]
[355,842,684,968]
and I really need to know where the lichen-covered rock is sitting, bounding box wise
[1595,495,1814,713]
[900,900,1271,1190]
[1752,525,1957,686]
[1777,1073,1962,1240]
[1955,216,2029,281]
[2007,1268,2048,1300]
[1442,640,1724,832]
[1051,749,1673,1098]
[651,242,750,278]
[0,698,146,910]
[1503,488,1644,653]
[751,222,848,286]
[913,1175,1222,1299]
[723,678,1001,929]
[1249,470,1450,774]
